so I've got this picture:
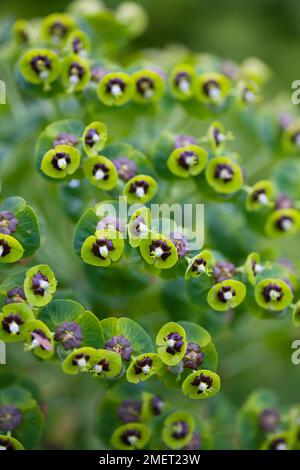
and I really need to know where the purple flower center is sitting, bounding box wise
[31,55,52,75]
[174,71,190,87]
[85,128,100,147]
[0,437,15,450]
[92,163,110,181]
[213,127,224,147]
[72,353,90,367]
[151,396,164,416]
[121,429,141,446]
[2,313,24,335]
[214,163,234,182]
[171,421,189,440]
[183,342,204,369]
[93,358,110,374]
[0,239,11,258]
[262,283,283,302]
[150,239,171,261]
[136,76,154,97]
[106,78,125,95]
[269,437,287,451]
[104,335,132,361]
[165,332,184,355]
[119,400,141,423]
[69,62,85,80]
[72,37,83,54]
[260,409,279,433]
[177,150,198,170]
[174,135,197,148]
[50,22,68,38]
[0,211,19,235]
[203,79,220,97]
[170,232,188,257]
[51,151,71,171]
[113,157,137,182]
[191,373,213,394]
[217,285,236,303]
[213,261,236,282]
[92,237,115,260]
[53,132,78,147]
[55,321,83,350]
[97,216,124,233]
[134,356,153,375]
[0,405,22,432]
[191,257,207,274]
[5,287,26,305]
[129,179,149,198]
[185,431,201,450]
[31,271,50,297]
[276,216,294,232]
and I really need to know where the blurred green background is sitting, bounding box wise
[0,0,300,450]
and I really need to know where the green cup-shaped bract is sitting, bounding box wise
[126,352,163,384]
[244,252,263,286]
[67,29,90,57]
[61,54,91,92]
[162,411,195,449]
[208,121,231,153]
[246,180,274,211]
[41,144,81,179]
[205,156,244,194]
[13,19,30,44]
[261,432,293,451]
[167,145,208,178]
[169,64,196,101]
[185,249,213,280]
[89,349,123,379]
[182,369,220,400]
[0,303,35,343]
[0,434,24,450]
[24,319,54,359]
[123,174,157,204]
[0,234,24,263]
[131,69,165,104]
[81,229,125,267]
[236,80,259,105]
[282,121,300,154]
[111,423,150,450]
[264,208,300,238]
[97,72,134,106]
[24,264,57,307]
[140,233,178,270]
[18,48,61,89]
[128,206,151,248]
[254,278,293,311]
[82,121,107,157]
[156,322,187,366]
[41,13,76,46]
[83,156,118,190]
[62,346,98,374]
[207,280,246,311]
[195,72,231,105]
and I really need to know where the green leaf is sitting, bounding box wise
[39,299,85,330]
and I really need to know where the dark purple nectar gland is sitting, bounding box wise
[121,429,141,447]
[54,321,83,350]
[104,335,132,361]
[53,132,78,147]
[203,79,221,100]
[0,239,11,258]
[214,163,234,183]
[275,194,293,210]
[72,37,83,54]
[217,285,236,304]
[93,358,110,375]
[242,86,256,103]
[2,313,24,336]
[92,237,115,260]
[0,437,15,450]
[133,356,153,375]
[69,62,85,86]
[31,271,50,297]
[150,240,171,261]
[91,66,107,83]
[136,76,155,99]
[165,332,184,356]
[262,283,283,303]
[260,409,279,433]
[185,431,201,450]
[251,260,264,276]
[30,54,52,79]
[214,261,236,282]
[51,151,71,171]
[177,150,199,170]
[171,421,189,440]
[191,373,213,395]
[183,342,204,370]
[292,131,300,147]
[269,437,287,451]
[85,128,101,148]
[213,127,226,147]
[170,232,188,257]
[106,78,126,98]
[50,22,68,39]
[72,353,90,368]
[174,135,197,149]
[129,180,149,199]
[151,396,164,416]
[276,215,294,232]
[174,71,191,94]
[192,257,207,275]
[252,188,269,205]
[119,400,141,423]
[5,287,26,305]
[113,157,137,182]
[0,405,22,432]
[0,211,19,235]
[92,163,110,181]
[131,215,148,237]
[30,329,53,351]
